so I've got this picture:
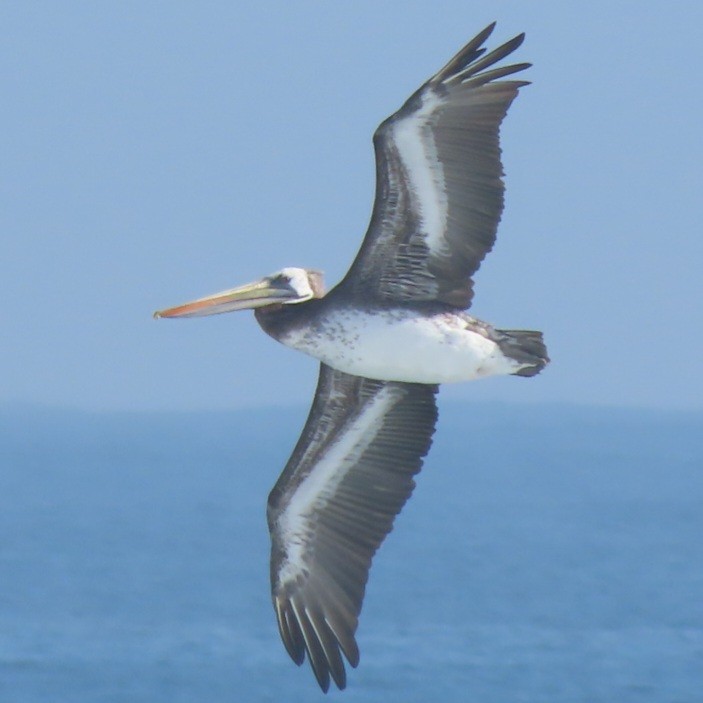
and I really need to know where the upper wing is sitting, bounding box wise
[335,23,530,309]
[267,364,438,691]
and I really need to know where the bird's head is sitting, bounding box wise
[154,267,325,319]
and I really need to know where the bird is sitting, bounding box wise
[155,22,548,692]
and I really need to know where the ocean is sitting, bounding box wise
[1,403,701,702]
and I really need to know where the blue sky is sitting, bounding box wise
[2,2,702,411]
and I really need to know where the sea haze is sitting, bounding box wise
[0,402,701,702]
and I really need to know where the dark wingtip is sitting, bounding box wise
[431,21,497,85]
[467,21,498,50]
[276,599,306,666]
[484,20,498,36]
[432,24,528,88]
[313,668,331,694]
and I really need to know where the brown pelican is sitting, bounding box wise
[155,23,548,692]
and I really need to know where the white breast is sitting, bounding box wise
[280,307,521,384]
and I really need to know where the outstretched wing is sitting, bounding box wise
[336,23,530,309]
[267,364,438,691]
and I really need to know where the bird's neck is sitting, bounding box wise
[254,299,320,343]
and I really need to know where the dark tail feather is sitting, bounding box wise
[496,329,549,377]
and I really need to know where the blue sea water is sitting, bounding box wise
[0,403,701,702]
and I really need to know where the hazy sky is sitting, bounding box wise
[2,2,702,411]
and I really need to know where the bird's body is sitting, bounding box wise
[155,23,549,692]
[257,300,545,384]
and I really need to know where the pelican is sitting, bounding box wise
[155,23,548,691]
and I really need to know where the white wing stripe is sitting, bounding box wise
[276,386,400,586]
[392,91,448,253]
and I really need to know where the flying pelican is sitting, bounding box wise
[155,23,548,691]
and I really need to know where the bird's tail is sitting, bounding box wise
[496,329,549,377]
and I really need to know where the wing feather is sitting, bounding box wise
[335,23,529,308]
[267,364,438,691]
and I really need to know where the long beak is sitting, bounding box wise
[154,278,294,319]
